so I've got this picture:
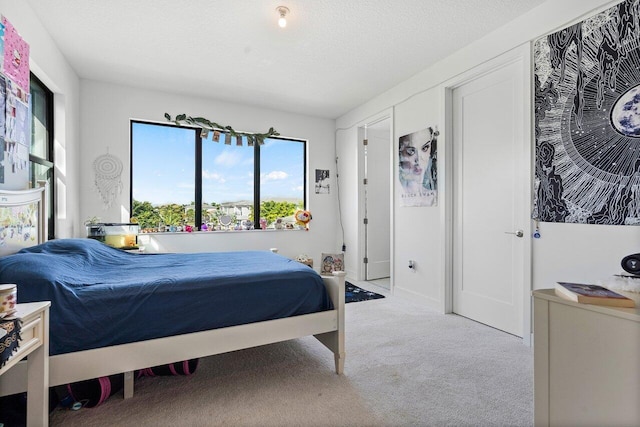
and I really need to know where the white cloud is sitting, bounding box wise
[214,150,243,166]
[202,170,226,183]
[262,171,289,182]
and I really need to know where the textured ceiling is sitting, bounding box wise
[25,0,545,119]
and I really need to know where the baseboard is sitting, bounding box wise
[393,286,442,312]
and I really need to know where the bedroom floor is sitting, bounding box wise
[49,284,533,426]
[364,277,390,290]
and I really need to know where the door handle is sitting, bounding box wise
[504,230,524,238]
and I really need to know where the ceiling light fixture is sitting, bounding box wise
[276,6,289,28]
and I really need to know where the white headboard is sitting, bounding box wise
[0,186,47,256]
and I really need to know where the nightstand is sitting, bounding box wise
[0,302,50,427]
[533,290,640,426]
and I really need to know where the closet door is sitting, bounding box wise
[451,56,528,337]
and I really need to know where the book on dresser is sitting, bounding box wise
[555,282,636,308]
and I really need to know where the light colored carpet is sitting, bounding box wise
[367,278,390,290]
[50,284,533,426]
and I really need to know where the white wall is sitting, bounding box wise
[392,89,442,305]
[79,80,338,264]
[0,1,81,238]
[336,0,640,312]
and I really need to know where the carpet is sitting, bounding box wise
[345,282,385,303]
[49,289,533,427]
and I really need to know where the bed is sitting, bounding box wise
[0,187,345,400]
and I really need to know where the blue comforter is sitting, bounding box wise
[0,239,332,355]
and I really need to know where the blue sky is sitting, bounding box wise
[132,122,304,205]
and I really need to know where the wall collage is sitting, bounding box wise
[0,15,30,191]
[0,17,36,251]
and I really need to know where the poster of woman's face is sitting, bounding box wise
[315,169,330,194]
[398,126,438,207]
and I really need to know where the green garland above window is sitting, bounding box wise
[165,113,280,146]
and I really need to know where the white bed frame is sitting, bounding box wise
[0,187,345,399]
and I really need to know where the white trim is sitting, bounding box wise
[439,86,453,314]
[394,285,440,311]
[356,109,394,291]
[439,43,533,342]
[521,42,534,347]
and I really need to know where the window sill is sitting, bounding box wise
[140,228,308,235]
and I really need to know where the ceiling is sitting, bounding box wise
[25,0,546,119]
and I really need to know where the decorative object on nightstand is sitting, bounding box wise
[0,284,17,318]
[295,254,313,268]
[555,282,636,308]
[606,274,640,294]
[621,252,640,276]
[0,316,20,367]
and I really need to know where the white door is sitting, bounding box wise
[364,122,391,280]
[451,58,527,337]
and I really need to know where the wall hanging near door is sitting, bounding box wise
[533,0,640,225]
[398,126,438,207]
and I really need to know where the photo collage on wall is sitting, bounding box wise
[534,0,640,225]
[0,16,30,188]
[398,126,438,207]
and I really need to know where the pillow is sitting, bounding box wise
[320,253,344,275]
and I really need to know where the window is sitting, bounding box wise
[29,73,55,240]
[131,121,306,231]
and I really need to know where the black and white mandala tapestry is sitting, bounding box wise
[534,0,640,225]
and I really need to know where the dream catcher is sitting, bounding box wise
[93,151,123,209]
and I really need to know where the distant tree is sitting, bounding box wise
[159,204,185,226]
[184,207,195,225]
[132,200,161,229]
[134,200,301,230]
[257,200,297,224]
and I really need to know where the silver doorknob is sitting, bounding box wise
[504,230,524,238]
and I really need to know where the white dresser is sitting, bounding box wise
[533,289,640,427]
[0,302,51,427]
